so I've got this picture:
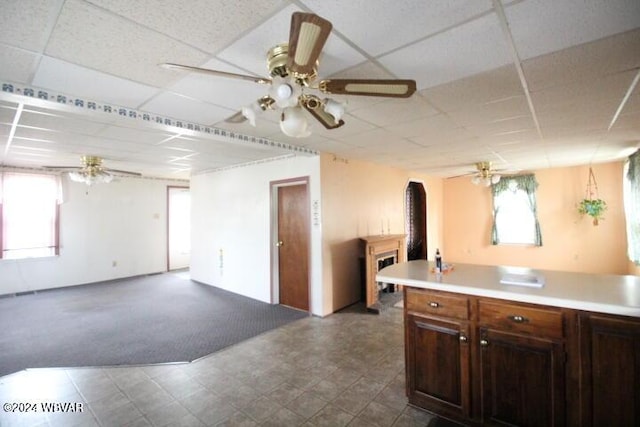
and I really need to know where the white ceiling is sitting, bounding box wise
[0,0,639,179]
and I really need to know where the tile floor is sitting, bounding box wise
[0,304,442,426]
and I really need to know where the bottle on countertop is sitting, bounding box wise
[435,249,442,272]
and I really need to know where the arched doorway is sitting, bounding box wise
[405,181,427,260]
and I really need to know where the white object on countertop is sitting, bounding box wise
[500,273,545,288]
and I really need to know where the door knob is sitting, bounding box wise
[480,339,489,347]
[276,240,284,247]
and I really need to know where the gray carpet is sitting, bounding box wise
[0,272,308,377]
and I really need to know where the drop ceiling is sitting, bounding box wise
[0,0,639,180]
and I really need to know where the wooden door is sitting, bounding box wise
[406,313,471,419]
[277,184,309,311]
[581,314,640,426]
[479,328,565,426]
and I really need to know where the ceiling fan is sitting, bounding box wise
[450,162,504,187]
[161,12,417,138]
[45,155,141,185]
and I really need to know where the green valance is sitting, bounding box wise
[492,174,539,195]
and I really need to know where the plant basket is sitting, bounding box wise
[578,167,607,226]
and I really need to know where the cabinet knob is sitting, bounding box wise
[459,335,468,343]
[428,301,440,308]
[480,339,489,347]
[508,315,528,323]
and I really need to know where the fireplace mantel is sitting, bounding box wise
[360,234,407,313]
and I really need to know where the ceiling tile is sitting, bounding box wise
[301,0,493,56]
[386,113,461,139]
[447,95,531,127]
[216,5,303,77]
[86,0,282,55]
[45,0,210,88]
[217,4,365,79]
[168,58,267,111]
[0,0,63,52]
[349,95,439,128]
[379,12,512,90]
[141,92,235,125]
[96,124,171,145]
[312,113,377,139]
[0,45,40,84]
[466,115,537,138]
[506,0,640,60]
[523,29,640,92]
[423,65,523,112]
[33,56,159,108]
[18,108,107,136]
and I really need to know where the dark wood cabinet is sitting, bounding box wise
[404,287,640,426]
[477,300,566,426]
[579,313,640,426]
[405,288,471,419]
[479,328,565,426]
[406,313,471,419]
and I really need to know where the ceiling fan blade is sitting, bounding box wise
[105,169,142,176]
[301,101,345,130]
[225,110,247,124]
[160,63,271,85]
[319,79,417,98]
[447,172,476,179]
[43,166,77,170]
[287,12,332,76]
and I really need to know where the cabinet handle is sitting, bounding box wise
[480,339,489,347]
[428,302,440,308]
[508,315,528,323]
[459,335,468,343]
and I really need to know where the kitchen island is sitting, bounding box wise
[377,260,640,426]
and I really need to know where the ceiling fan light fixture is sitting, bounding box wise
[241,105,257,127]
[280,106,310,138]
[323,98,345,124]
[68,169,113,186]
[491,174,501,184]
[269,76,301,108]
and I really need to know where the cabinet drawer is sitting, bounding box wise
[406,288,469,320]
[478,300,563,340]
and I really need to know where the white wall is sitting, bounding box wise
[190,155,324,315]
[0,176,184,295]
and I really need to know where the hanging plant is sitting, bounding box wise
[578,167,607,225]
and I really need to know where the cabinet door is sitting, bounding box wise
[582,314,640,426]
[406,313,470,418]
[479,328,565,427]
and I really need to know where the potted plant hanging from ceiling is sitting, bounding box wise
[578,166,607,226]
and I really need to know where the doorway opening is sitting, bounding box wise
[405,181,427,261]
[270,177,310,313]
[167,186,190,271]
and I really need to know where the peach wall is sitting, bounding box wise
[443,161,631,275]
[320,153,444,314]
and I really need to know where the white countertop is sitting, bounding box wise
[376,260,640,317]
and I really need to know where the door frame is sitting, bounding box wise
[269,176,311,313]
[166,185,190,271]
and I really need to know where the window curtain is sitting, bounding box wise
[491,174,542,246]
[624,150,640,264]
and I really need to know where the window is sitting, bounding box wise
[624,150,640,264]
[491,174,542,246]
[1,172,61,259]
